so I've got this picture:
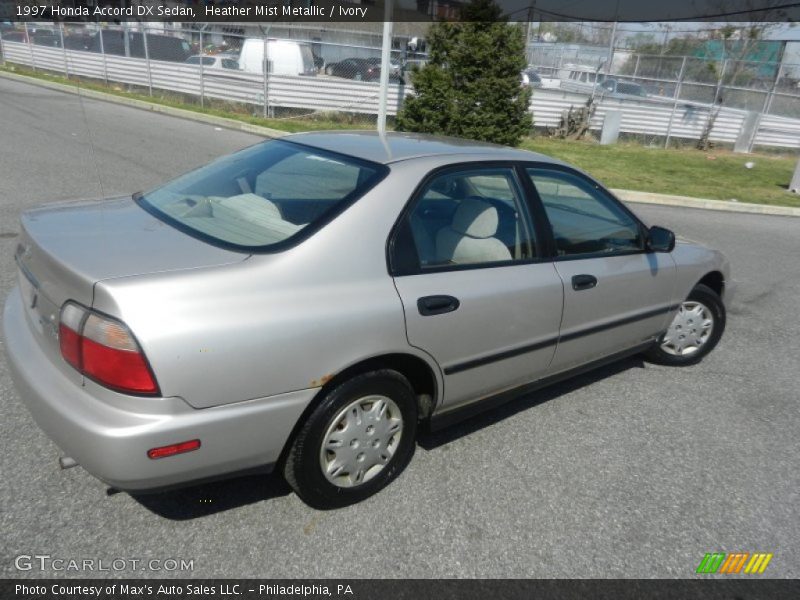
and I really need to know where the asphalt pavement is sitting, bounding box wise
[0,77,798,579]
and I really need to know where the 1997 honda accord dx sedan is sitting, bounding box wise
[4,132,730,508]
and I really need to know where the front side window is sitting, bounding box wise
[138,140,384,251]
[401,167,537,270]
[527,168,642,257]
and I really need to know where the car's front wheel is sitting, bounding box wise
[283,370,417,508]
[645,283,726,366]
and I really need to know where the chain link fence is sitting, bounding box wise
[529,42,800,118]
[0,21,428,128]
[2,24,800,151]
[527,42,800,149]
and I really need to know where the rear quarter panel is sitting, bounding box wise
[92,167,443,409]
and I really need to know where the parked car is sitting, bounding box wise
[521,68,543,88]
[598,78,649,98]
[63,33,96,51]
[27,25,56,37]
[238,38,316,76]
[326,57,402,82]
[1,31,28,43]
[4,132,730,508]
[89,30,191,62]
[1,29,61,47]
[1,25,55,43]
[185,54,240,70]
[30,32,61,48]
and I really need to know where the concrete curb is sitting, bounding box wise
[613,189,800,218]
[2,70,799,218]
[0,70,289,139]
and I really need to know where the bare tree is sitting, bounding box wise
[695,0,794,150]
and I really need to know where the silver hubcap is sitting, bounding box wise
[661,300,714,356]
[320,395,403,488]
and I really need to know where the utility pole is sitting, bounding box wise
[377,0,395,135]
[605,0,620,78]
[661,23,671,54]
[525,1,536,64]
[606,21,617,78]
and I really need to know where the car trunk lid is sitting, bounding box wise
[15,196,246,357]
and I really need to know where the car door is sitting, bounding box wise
[389,164,564,413]
[524,166,677,373]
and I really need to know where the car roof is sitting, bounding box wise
[282,131,560,166]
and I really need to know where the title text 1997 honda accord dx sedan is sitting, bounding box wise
[4,132,730,508]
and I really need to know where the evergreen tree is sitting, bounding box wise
[396,0,532,146]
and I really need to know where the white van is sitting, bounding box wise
[238,38,317,77]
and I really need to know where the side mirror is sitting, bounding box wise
[646,226,676,253]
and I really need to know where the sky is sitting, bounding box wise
[611,22,800,42]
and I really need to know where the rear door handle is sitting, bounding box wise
[418,295,460,316]
[571,274,598,291]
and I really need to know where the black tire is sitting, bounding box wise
[283,370,417,509]
[644,283,726,366]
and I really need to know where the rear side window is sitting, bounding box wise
[397,167,538,271]
[138,141,385,251]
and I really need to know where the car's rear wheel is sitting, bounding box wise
[645,283,725,366]
[283,370,417,508]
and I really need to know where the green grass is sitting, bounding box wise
[521,138,800,208]
[3,63,799,208]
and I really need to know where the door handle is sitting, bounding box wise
[571,274,598,291]
[417,295,460,316]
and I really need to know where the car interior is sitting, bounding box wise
[408,172,534,268]
[148,146,379,247]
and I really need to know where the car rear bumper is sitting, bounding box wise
[3,286,316,491]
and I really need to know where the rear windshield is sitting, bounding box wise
[137,140,385,252]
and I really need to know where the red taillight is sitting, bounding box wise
[58,323,82,370]
[58,303,159,395]
[81,336,158,394]
[147,439,201,459]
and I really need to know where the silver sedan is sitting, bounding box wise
[3,132,730,508]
